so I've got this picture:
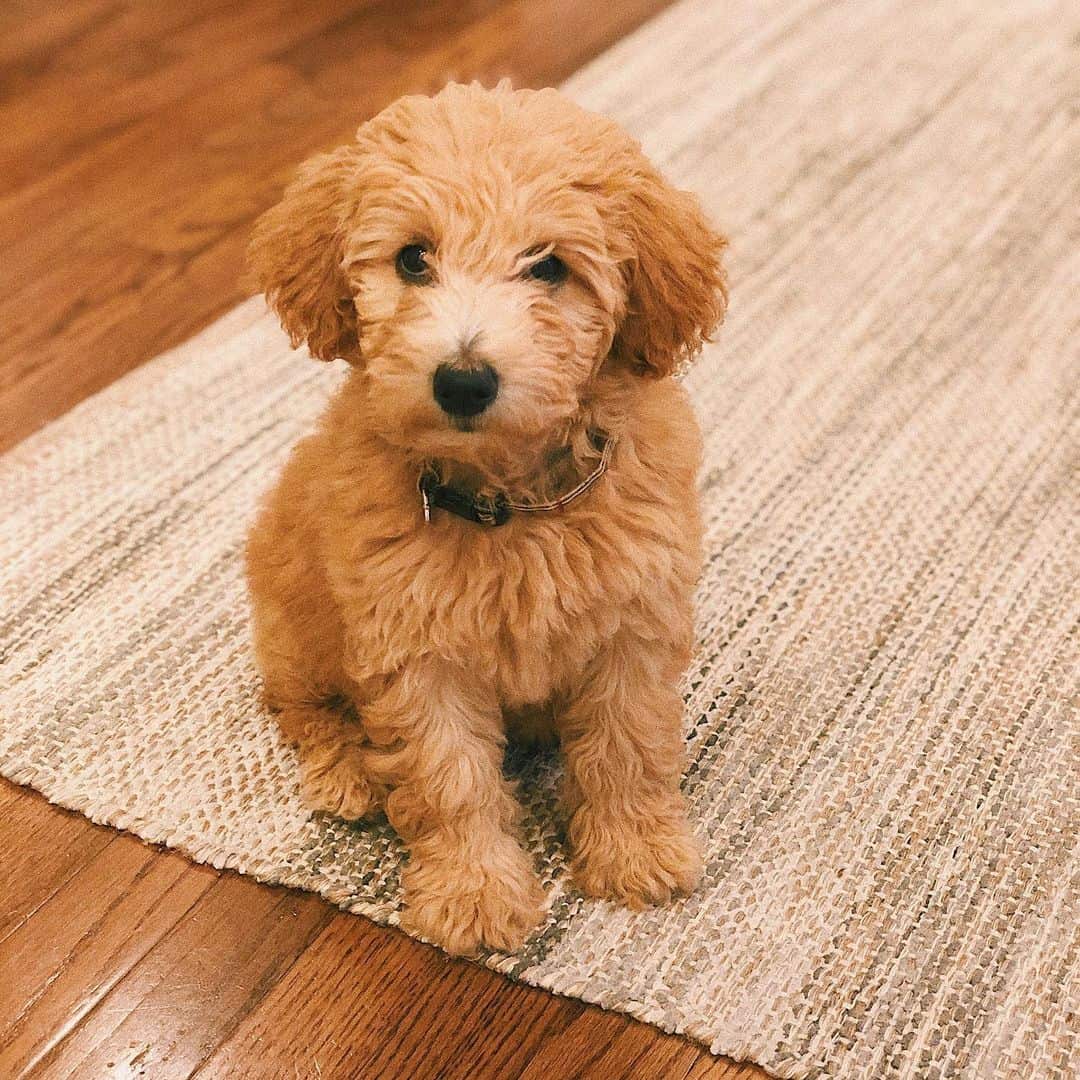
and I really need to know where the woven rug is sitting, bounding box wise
[2,1,1078,1076]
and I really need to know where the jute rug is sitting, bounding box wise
[2,1,1077,1076]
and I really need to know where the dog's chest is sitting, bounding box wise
[344,517,634,705]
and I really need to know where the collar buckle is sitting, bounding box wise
[418,432,615,528]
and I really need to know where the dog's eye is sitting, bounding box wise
[527,254,567,285]
[396,244,433,283]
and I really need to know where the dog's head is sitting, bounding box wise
[249,83,727,464]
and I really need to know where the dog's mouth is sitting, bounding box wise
[450,415,478,433]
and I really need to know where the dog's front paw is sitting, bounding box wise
[400,841,547,956]
[300,745,379,821]
[571,810,703,908]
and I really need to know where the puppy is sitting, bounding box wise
[246,82,727,955]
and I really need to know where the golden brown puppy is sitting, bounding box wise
[246,82,727,956]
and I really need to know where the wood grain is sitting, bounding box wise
[0,2,769,1077]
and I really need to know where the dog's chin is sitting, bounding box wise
[379,414,498,466]
[372,393,581,469]
[410,414,566,476]
[438,410,575,453]
[430,417,514,464]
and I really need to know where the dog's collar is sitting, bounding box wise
[418,432,616,528]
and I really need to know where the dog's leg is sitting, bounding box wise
[558,628,702,907]
[247,511,385,820]
[359,657,547,955]
[249,586,381,820]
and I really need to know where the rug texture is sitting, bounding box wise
[1,1,1078,1076]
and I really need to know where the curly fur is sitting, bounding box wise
[245,82,727,955]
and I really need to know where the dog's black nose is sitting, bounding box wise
[432,362,499,418]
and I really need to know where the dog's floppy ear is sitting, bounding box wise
[611,168,728,378]
[248,146,362,363]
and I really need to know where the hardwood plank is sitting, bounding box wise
[0,776,28,813]
[32,875,334,1079]
[0,1,358,183]
[517,1013,692,1080]
[0,838,214,1078]
[685,1054,766,1080]
[0,786,114,941]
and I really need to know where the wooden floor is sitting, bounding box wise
[0,3,767,1079]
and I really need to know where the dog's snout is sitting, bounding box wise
[432,362,499,418]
